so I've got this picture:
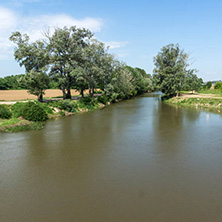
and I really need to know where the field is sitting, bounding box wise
[0,89,81,101]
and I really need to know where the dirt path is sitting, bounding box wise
[181,93,222,99]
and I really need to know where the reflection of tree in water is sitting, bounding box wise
[152,101,200,153]
[26,130,49,165]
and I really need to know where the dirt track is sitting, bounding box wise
[0,89,80,101]
[181,93,222,99]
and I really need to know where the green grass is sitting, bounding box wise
[166,97,222,111]
[199,89,222,95]
[0,96,105,133]
[0,118,21,126]
[2,122,44,133]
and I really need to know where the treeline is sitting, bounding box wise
[9,26,152,102]
[0,75,25,90]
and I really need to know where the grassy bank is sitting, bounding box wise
[0,97,106,133]
[165,96,222,113]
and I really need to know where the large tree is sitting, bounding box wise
[47,26,93,99]
[10,32,50,101]
[153,43,195,97]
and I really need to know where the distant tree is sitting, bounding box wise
[184,70,203,93]
[153,43,195,97]
[0,78,6,90]
[214,82,222,90]
[205,81,212,89]
[125,66,152,94]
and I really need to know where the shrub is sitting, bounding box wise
[34,101,54,114]
[21,102,48,122]
[11,102,26,118]
[214,82,222,90]
[47,100,77,112]
[80,96,97,106]
[78,96,98,110]
[97,95,108,105]
[0,105,12,119]
[57,100,77,112]
[206,82,212,89]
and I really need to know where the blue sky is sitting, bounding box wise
[0,0,222,81]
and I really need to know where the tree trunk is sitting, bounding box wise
[89,87,92,97]
[62,88,66,100]
[80,88,84,98]
[89,84,94,97]
[66,88,71,99]
[38,94,43,102]
[92,86,94,96]
[176,90,180,97]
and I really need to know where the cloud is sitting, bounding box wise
[105,41,129,49]
[0,6,104,59]
[0,7,17,31]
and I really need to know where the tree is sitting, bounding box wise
[205,81,212,89]
[10,32,50,101]
[47,26,93,99]
[153,44,193,97]
[22,70,50,102]
[124,66,152,94]
[184,70,203,93]
[0,78,6,90]
[10,32,49,72]
[214,82,222,90]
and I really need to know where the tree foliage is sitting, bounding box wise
[153,43,200,97]
[9,26,153,103]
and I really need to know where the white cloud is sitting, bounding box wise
[0,7,17,31]
[0,6,104,59]
[105,41,129,49]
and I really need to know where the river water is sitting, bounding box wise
[1,93,222,222]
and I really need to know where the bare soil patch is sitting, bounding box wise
[0,89,80,101]
[181,93,222,99]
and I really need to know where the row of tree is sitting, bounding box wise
[0,75,26,90]
[7,28,203,100]
[9,26,152,102]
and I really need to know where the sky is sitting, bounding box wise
[0,0,222,81]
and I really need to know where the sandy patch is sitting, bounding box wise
[0,89,81,101]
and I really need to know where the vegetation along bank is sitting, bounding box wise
[1,27,221,132]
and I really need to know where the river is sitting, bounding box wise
[1,93,222,222]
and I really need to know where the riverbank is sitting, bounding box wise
[0,98,106,133]
[165,92,222,112]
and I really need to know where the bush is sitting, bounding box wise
[11,102,26,118]
[78,96,98,110]
[21,102,48,122]
[97,95,108,105]
[47,100,77,112]
[57,100,77,112]
[80,96,97,106]
[214,82,222,90]
[34,101,54,114]
[205,82,212,89]
[0,105,12,119]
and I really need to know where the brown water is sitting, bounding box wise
[1,93,222,222]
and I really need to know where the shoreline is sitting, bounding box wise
[165,93,222,113]
[0,98,106,133]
